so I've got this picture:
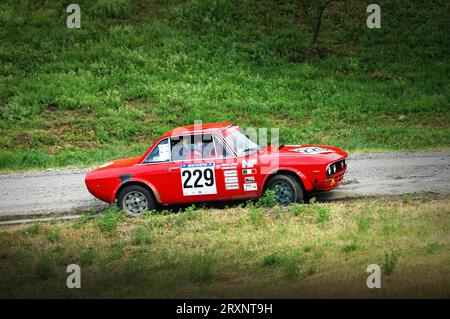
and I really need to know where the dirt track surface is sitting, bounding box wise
[0,152,449,221]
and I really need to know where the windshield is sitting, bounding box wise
[223,127,261,156]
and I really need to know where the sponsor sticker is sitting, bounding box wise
[158,143,170,160]
[242,168,256,175]
[221,163,238,169]
[290,146,330,154]
[225,183,239,190]
[225,177,238,183]
[244,176,255,183]
[243,183,258,191]
[224,170,238,177]
[181,162,214,168]
[181,162,216,196]
[242,159,257,168]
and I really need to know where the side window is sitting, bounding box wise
[170,134,218,160]
[144,138,170,163]
[201,134,216,159]
[171,135,191,161]
[213,135,233,158]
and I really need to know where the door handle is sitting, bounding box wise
[168,167,180,172]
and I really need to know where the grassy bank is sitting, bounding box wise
[0,196,449,298]
[0,0,449,171]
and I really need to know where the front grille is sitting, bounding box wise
[326,159,347,176]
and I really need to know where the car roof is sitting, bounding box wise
[161,122,234,138]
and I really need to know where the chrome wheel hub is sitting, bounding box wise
[123,191,148,216]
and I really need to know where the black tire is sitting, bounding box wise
[117,184,155,217]
[266,173,304,206]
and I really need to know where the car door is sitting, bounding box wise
[213,135,261,201]
[165,134,221,204]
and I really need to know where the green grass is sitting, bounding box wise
[47,228,60,243]
[342,242,359,253]
[315,205,331,224]
[0,197,449,298]
[187,251,216,283]
[256,189,278,208]
[424,242,444,254]
[262,252,305,279]
[79,247,97,266]
[35,255,54,280]
[0,0,449,171]
[382,249,399,275]
[24,222,43,236]
[130,226,153,245]
[71,213,91,229]
[357,207,372,232]
[96,207,122,233]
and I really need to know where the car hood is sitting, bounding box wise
[93,156,142,172]
[260,144,347,164]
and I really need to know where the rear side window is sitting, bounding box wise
[143,138,170,163]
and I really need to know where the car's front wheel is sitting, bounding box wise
[117,185,155,217]
[266,173,304,206]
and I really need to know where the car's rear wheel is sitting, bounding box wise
[117,185,155,217]
[266,173,304,206]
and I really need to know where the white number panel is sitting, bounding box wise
[181,162,217,196]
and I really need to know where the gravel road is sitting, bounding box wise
[0,152,449,221]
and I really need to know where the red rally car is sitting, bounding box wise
[85,123,348,216]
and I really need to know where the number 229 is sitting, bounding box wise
[182,169,214,189]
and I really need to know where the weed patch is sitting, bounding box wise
[24,223,42,236]
[72,214,90,229]
[257,189,277,208]
[262,252,304,279]
[35,255,54,280]
[96,208,122,233]
[47,228,60,243]
[357,212,372,232]
[79,247,97,266]
[187,252,216,283]
[131,227,153,245]
[382,250,400,275]
[342,242,359,253]
[424,242,444,254]
[248,208,264,228]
